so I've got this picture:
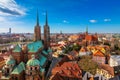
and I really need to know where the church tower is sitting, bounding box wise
[34,10,41,41]
[44,11,50,50]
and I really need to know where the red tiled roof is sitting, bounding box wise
[58,55,74,66]
[93,50,105,57]
[85,35,98,41]
[51,62,82,79]
[0,57,4,61]
[98,64,114,76]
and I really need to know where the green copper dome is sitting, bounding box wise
[27,55,40,66]
[6,55,15,65]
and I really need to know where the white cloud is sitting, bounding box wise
[89,19,97,23]
[0,0,26,16]
[0,0,27,33]
[104,19,111,22]
[63,20,69,23]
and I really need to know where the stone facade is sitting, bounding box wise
[0,11,52,80]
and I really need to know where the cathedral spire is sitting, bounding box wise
[45,11,48,26]
[86,26,88,33]
[44,11,50,50]
[34,9,41,41]
[36,9,39,26]
[86,26,88,35]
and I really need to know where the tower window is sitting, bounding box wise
[15,77,18,80]
[30,67,32,70]
[35,67,37,70]
[30,72,32,75]
[7,68,9,73]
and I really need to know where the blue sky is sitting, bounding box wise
[0,0,120,33]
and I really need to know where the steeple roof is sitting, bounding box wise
[86,26,88,33]
[45,11,48,26]
[11,62,25,74]
[6,55,15,65]
[36,9,39,26]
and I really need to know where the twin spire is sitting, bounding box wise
[45,11,48,26]
[36,10,39,26]
[36,10,48,26]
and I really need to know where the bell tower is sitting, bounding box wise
[34,10,41,41]
[44,11,50,50]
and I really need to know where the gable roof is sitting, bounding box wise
[93,50,105,57]
[6,55,15,65]
[27,41,43,53]
[85,35,98,41]
[11,62,25,74]
[13,44,21,52]
[52,62,82,79]
[98,64,114,76]
[80,47,88,52]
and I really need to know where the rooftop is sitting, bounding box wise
[11,62,25,74]
[51,62,82,79]
[110,55,120,61]
[27,40,43,53]
[13,44,21,52]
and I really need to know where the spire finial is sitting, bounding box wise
[86,26,88,33]
[36,9,39,26]
[45,11,48,25]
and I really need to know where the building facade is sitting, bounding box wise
[0,11,52,80]
[109,55,120,67]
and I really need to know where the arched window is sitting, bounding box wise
[11,76,14,80]
[35,67,37,70]
[15,77,18,80]
[30,72,32,75]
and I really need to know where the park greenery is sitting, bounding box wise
[78,55,98,75]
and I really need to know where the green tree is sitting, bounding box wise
[78,55,98,75]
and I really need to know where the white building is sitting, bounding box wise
[79,52,91,56]
[109,55,120,67]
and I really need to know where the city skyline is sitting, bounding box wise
[0,0,120,33]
